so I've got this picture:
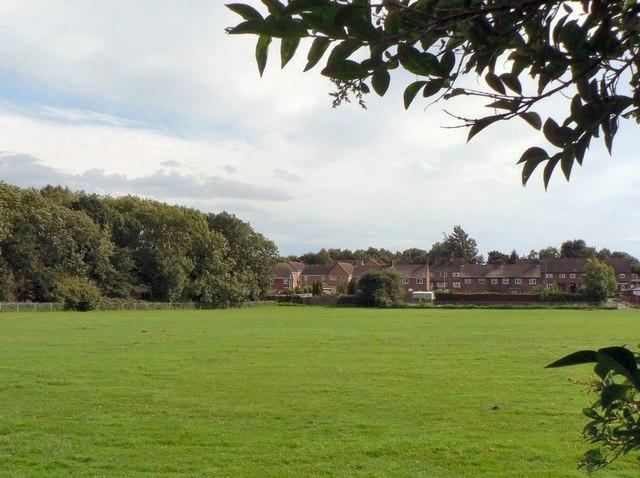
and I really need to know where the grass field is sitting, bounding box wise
[1,306,639,477]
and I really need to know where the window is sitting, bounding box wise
[529,278,537,285]
[569,273,576,278]
[478,278,486,284]
[464,278,471,284]
[283,279,289,285]
[452,281,461,288]
[559,273,566,279]
[440,272,447,277]
[341,275,346,280]
[430,272,434,277]
[491,278,498,285]
[514,278,522,285]
[402,277,409,284]
[436,281,447,288]
[329,275,336,281]
[502,278,509,284]
[619,273,626,279]
[452,272,461,277]
[545,273,553,279]
[416,278,424,284]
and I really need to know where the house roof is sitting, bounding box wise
[460,263,541,278]
[274,263,297,279]
[430,257,466,271]
[335,262,355,275]
[301,264,334,276]
[391,264,429,277]
[352,264,386,279]
[543,258,632,274]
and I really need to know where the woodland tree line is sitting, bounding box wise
[1,184,638,309]
[0,183,279,307]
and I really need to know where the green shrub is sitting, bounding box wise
[56,276,103,311]
[357,270,405,307]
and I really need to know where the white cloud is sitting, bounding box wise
[0,1,637,259]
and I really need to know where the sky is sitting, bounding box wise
[0,1,638,259]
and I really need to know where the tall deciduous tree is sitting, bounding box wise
[581,257,618,301]
[434,225,483,263]
[560,238,596,258]
[227,1,640,188]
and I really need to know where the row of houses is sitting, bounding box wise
[270,258,633,297]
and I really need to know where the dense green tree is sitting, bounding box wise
[538,246,560,260]
[0,183,280,305]
[442,225,483,264]
[227,1,640,188]
[398,247,429,264]
[207,212,279,300]
[486,250,510,264]
[357,269,405,307]
[560,239,596,258]
[581,257,618,301]
[299,248,333,265]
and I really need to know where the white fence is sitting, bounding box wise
[0,302,64,312]
[0,300,276,313]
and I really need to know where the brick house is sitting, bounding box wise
[429,258,465,290]
[542,258,632,292]
[271,257,632,297]
[323,262,355,293]
[459,262,541,293]
[389,263,430,297]
[269,261,304,294]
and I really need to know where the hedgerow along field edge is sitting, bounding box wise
[1,307,639,477]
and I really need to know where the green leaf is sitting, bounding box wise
[440,50,456,75]
[321,59,368,80]
[560,149,574,181]
[371,69,390,96]
[399,47,441,77]
[574,135,590,165]
[284,0,330,14]
[327,39,362,64]
[600,384,632,408]
[543,155,560,190]
[487,99,519,111]
[261,0,285,16]
[404,81,427,109]
[422,79,444,98]
[227,20,264,35]
[485,72,505,95]
[582,407,601,420]
[304,37,330,72]
[226,3,264,21]
[499,73,522,94]
[280,36,300,68]
[597,346,638,379]
[443,88,467,99]
[545,350,598,368]
[520,148,549,186]
[519,112,542,130]
[255,35,272,77]
[543,118,570,148]
[467,115,501,142]
[384,9,401,35]
[601,118,614,154]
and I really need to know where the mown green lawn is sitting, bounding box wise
[1,306,639,477]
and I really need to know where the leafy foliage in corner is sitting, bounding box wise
[227,0,640,188]
[546,346,640,471]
